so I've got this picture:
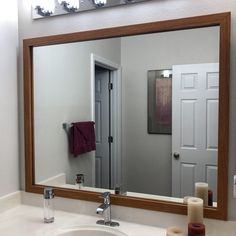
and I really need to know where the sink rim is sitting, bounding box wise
[54,225,128,236]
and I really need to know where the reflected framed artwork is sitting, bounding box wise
[148,69,172,134]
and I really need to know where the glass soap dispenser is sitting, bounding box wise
[43,187,55,223]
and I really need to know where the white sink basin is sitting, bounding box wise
[57,226,128,236]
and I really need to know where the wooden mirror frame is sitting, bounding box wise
[24,12,230,220]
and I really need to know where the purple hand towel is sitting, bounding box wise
[69,121,96,156]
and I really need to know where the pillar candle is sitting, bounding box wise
[208,190,213,206]
[166,226,185,236]
[187,197,203,224]
[183,196,192,204]
[195,182,208,206]
[188,223,205,236]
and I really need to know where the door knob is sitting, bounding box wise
[173,152,180,160]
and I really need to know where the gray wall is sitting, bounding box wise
[34,39,121,185]
[18,0,236,220]
[121,28,219,196]
[0,1,19,197]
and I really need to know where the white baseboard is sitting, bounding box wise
[0,191,21,213]
[37,173,66,187]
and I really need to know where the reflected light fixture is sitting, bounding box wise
[58,0,80,13]
[32,0,55,16]
[93,0,107,7]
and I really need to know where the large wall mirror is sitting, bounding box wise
[24,12,230,220]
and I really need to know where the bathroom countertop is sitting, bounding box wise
[0,205,168,236]
[0,196,236,236]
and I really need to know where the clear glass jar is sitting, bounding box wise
[75,174,84,189]
[43,187,54,223]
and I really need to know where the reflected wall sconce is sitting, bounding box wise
[32,0,151,19]
[162,70,172,78]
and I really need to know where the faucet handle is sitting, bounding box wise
[101,192,110,204]
[101,191,110,198]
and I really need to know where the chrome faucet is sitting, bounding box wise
[96,192,119,227]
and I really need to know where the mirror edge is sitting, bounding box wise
[23,12,231,220]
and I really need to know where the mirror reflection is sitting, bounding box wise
[34,26,219,206]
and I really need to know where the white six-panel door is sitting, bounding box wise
[172,63,219,201]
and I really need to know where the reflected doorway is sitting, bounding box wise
[91,54,122,190]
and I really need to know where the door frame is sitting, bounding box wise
[90,53,122,188]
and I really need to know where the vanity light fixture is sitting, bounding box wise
[58,0,80,13]
[32,0,151,19]
[32,0,55,16]
[93,0,107,7]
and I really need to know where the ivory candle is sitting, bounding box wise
[183,196,192,204]
[166,226,185,236]
[187,197,203,224]
[195,182,208,206]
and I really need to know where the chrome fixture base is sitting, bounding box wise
[96,220,120,227]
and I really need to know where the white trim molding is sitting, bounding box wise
[0,191,21,213]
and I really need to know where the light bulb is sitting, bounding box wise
[32,0,55,14]
[94,0,107,7]
[67,0,80,9]
[32,0,40,8]
[58,0,79,9]
[58,0,79,12]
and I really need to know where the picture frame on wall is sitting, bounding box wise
[148,69,172,134]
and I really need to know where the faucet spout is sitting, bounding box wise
[96,203,109,214]
[96,192,119,227]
